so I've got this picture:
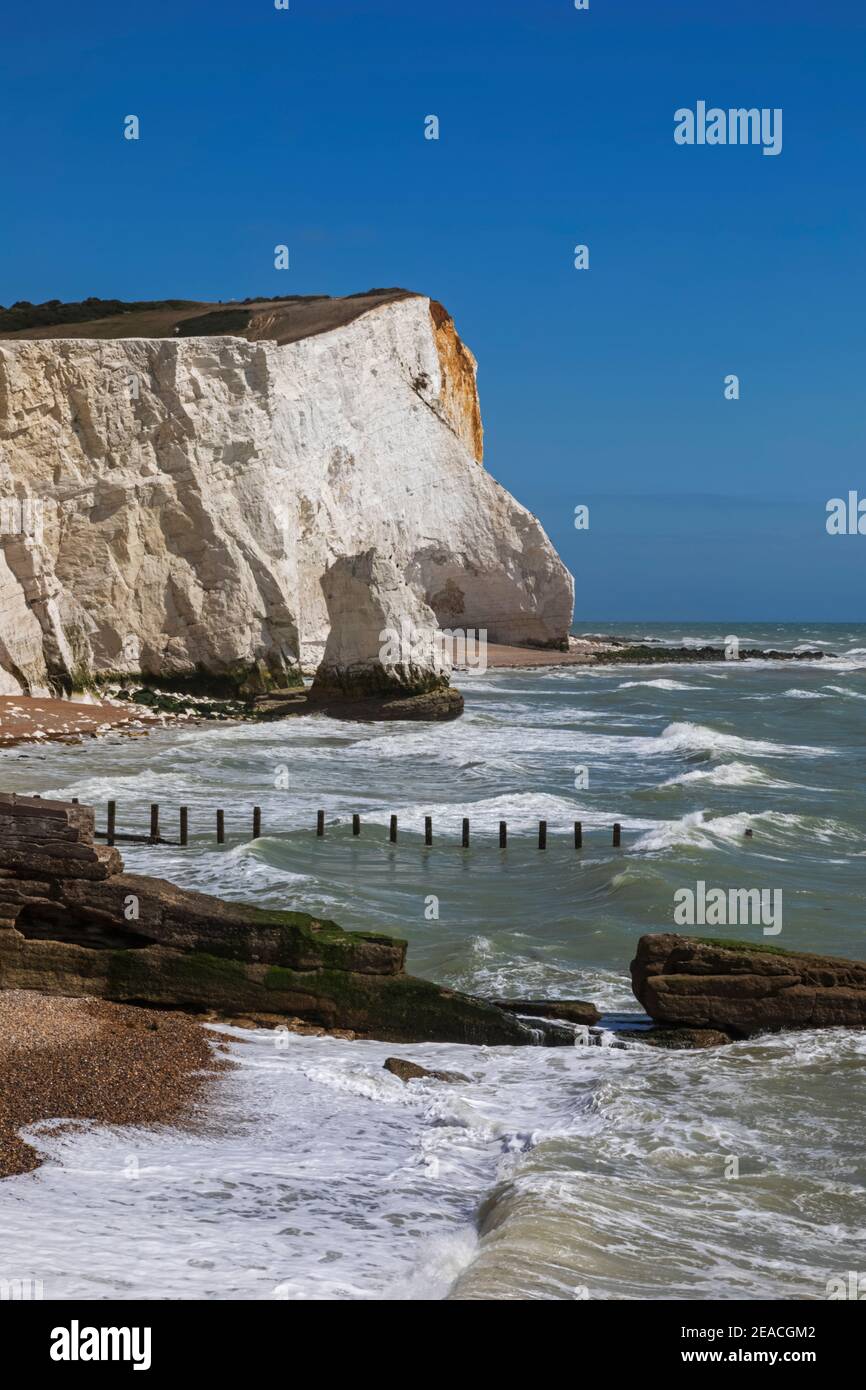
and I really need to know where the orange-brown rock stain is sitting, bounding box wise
[429,300,484,463]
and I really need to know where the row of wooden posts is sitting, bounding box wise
[96,799,624,849]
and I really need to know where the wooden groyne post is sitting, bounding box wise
[94,804,629,853]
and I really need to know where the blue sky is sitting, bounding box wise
[2,0,864,621]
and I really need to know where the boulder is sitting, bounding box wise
[631,932,866,1037]
[384,1057,469,1084]
[309,549,463,720]
[627,1027,734,1050]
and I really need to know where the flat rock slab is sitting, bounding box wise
[631,933,866,1037]
[490,997,600,1026]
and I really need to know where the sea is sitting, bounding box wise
[1,621,864,1301]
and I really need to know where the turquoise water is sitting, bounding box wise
[1,622,864,1299]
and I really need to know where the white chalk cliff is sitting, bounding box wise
[0,292,574,695]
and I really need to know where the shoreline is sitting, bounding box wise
[0,990,229,1178]
[0,635,838,750]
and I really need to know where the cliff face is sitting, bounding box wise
[0,294,573,694]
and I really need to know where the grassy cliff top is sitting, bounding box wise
[0,289,418,344]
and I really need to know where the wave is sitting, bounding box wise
[660,760,797,790]
[617,678,710,691]
[450,1025,866,1301]
[660,720,827,759]
[632,808,860,853]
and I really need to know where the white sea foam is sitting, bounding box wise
[3,1024,860,1302]
[0,1030,598,1301]
[633,807,859,853]
[617,678,711,691]
[358,792,649,835]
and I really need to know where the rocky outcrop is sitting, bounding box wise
[0,794,538,1045]
[0,293,574,695]
[308,549,462,720]
[631,933,866,1037]
[490,997,600,1026]
[629,1026,734,1049]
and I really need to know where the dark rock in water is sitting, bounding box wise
[631,932,866,1037]
[309,687,463,722]
[594,643,832,666]
[0,794,540,1046]
[490,997,600,1026]
[528,1015,585,1046]
[384,1057,469,1084]
[626,1026,734,1050]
